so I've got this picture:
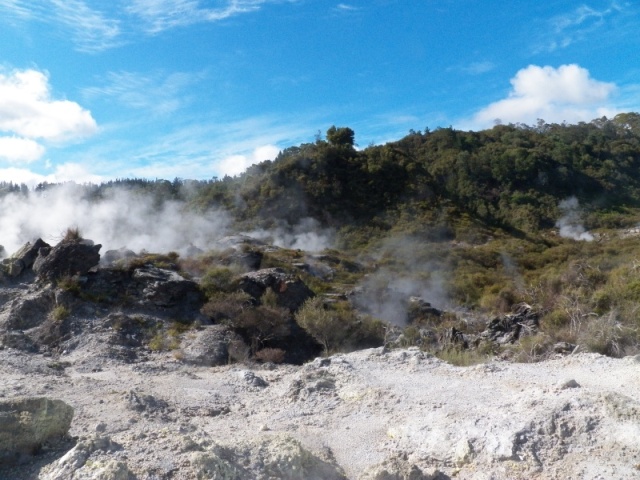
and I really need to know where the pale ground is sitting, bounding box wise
[2,344,640,479]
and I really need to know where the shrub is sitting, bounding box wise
[200,266,238,297]
[234,305,291,353]
[62,227,82,242]
[51,305,70,322]
[295,297,346,355]
[148,321,190,351]
[578,311,635,357]
[57,275,81,294]
[201,291,254,322]
[254,348,286,364]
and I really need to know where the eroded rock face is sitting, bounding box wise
[34,240,101,283]
[0,397,74,465]
[4,288,54,330]
[238,268,314,312]
[190,434,347,480]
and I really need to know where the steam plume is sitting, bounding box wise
[556,197,593,241]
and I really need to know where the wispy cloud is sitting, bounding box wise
[335,3,359,11]
[537,2,624,52]
[0,0,121,53]
[462,64,618,129]
[0,0,296,51]
[127,0,294,34]
[83,70,204,115]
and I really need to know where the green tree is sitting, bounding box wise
[326,126,355,147]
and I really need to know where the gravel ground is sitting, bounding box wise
[1,345,640,479]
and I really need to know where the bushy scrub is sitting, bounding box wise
[295,298,384,355]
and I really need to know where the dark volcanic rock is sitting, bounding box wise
[238,268,314,312]
[101,248,137,266]
[133,267,204,308]
[33,240,101,283]
[479,303,539,344]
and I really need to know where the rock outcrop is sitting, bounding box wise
[238,268,314,312]
[34,239,101,283]
[0,397,74,465]
[2,238,50,277]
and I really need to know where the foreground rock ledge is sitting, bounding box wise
[0,397,73,465]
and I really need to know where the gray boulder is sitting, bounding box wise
[0,397,74,465]
[179,325,245,366]
[34,239,101,283]
[133,267,204,307]
[4,288,54,330]
[6,238,51,277]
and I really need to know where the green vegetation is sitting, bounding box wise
[10,114,640,362]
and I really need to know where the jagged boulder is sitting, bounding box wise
[238,268,314,312]
[2,238,51,277]
[0,397,74,465]
[132,267,204,308]
[479,303,539,344]
[33,239,101,283]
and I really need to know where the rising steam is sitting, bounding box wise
[0,184,336,259]
[556,196,593,241]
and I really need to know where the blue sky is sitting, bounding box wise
[0,0,638,185]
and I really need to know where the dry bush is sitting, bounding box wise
[62,227,82,242]
[201,291,254,322]
[254,348,286,364]
[234,305,291,353]
[578,311,636,357]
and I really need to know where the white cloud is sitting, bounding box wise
[0,136,45,163]
[336,3,358,11]
[217,144,280,176]
[468,64,617,128]
[0,69,98,142]
[0,0,121,52]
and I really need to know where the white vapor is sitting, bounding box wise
[556,196,593,241]
[0,185,231,256]
[244,218,335,252]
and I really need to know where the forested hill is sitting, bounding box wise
[7,112,640,246]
